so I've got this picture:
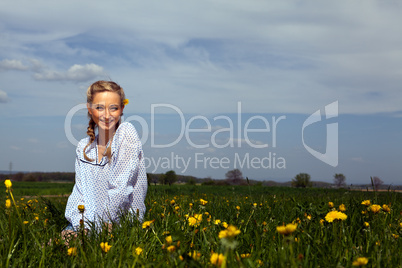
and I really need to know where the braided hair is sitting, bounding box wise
[83,81,126,162]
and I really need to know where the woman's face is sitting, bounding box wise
[87,91,124,135]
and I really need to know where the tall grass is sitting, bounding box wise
[1,183,401,267]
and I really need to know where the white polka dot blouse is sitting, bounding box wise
[65,122,147,230]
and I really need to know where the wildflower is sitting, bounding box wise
[167,245,176,252]
[200,199,208,205]
[253,203,257,208]
[236,206,240,211]
[135,247,143,256]
[189,203,193,208]
[352,257,368,266]
[392,234,399,239]
[375,241,380,246]
[142,220,154,229]
[188,250,201,260]
[369,204,381,214]
[165,235,173,245]
[222,222,228,228]
[100,242,112,253]
[382,204,391,213]
[210,252,225,267]
[174,205,180,211]
[339,204,346,212]
[214,219,221,225]
[78,205,85,213]
[361,200,371,206]
[325,211,347,223]
[219,225,241,239]
[123,99,129,105]
[320,219,325,225]
[363,222,370,228]
[170,199,175,205]
[399,222,402,228]
[188,214,202,227]
[67,247,77,256]
[5,199,11,209]
[4,179,12,189]
[328,202,334,208]
[276,223,297,235]
[23,221,29,224]
[241,253,251,258]
[306,214,312,220]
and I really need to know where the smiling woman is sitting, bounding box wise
[62,81,147,243]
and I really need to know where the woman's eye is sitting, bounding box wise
[95,106,104,111]
[110,107,118,112]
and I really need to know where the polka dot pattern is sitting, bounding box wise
[65,122,147,230]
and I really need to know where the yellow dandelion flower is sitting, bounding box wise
[165,235,173,245]
[78,205,85,213]
[399,222,402,228]
[23,221,29,224]
[135,247,143,256]
[352,257,368,266]
[170,199,175,205]
[67,247,77,256]
[5,199,11,209]
[188,214,202,227]
[219,225,241,239]
[276,223,298,235]
[100,242,112,253]
[167,245,176,252]
[328,202,334,208]
[320,219,325,225]
[369,204,381,214]
[361,200,371,206]
[325,211,347,223]
[142,220,154,229]
[241,253,251,258]
[214,219,221,225]
[210,252,225,267]
[4,179,12,189]
[200,199,208,205]
[307,214,312,220]
[174,205,180,211]
[339,204,346,212]
[392,234,399,239]
[363,222,370,228]
[236,206,240,210]
[382,204,391,213]
[122,99,129,105]
[253,203,257,207]
[222,222,228,228]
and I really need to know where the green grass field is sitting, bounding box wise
[1,182,401,267]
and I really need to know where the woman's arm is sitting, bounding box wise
[64,157,86,230]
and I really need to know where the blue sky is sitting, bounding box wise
[0,1,401,185]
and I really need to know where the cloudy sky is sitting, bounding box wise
[0,1,401,185]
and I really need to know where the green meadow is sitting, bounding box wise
[1,182,401,267]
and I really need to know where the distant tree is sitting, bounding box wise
[333,173,346,187]
[165,170,177,186]
[225,169,244,185]
[186,177,197,185]
[292,173,312,188]
[372,176,384,191]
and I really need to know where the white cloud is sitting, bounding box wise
[0,59,29,71]
[0,90,8,103]
[33,63,105,82]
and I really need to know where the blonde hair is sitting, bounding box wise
[83,80,126,162]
